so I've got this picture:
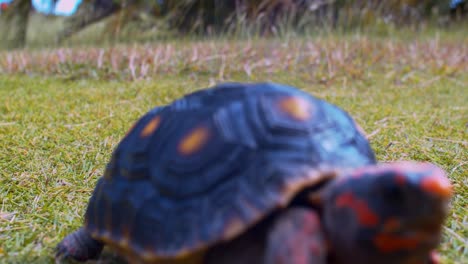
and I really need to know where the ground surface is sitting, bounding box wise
[0,35,467,263]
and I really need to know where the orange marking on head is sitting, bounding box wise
[335,192,379,227]
[382,218,401,233]
[374,233,420,253]
[278,96,311,121]
[178,126,210,156]
[140,116,161,137]
[420,175,452,199]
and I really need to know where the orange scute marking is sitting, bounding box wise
[374,233,420,253]
[420,175,452,199]
[178,126,210,155]
[278,96,311,121]
[140,116,161,137]
[335,192,379,227]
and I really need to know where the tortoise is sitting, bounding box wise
[56,82,452,264]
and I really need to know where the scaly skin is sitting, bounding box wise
[56,227,103,262]
[323,162,452,264]
[264,208,327,264]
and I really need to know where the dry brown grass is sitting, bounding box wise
[0,36,466,82]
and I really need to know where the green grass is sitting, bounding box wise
[0,35,467,263]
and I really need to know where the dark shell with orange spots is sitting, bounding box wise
[83,82,376,261]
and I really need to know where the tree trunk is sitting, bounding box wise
[1,0,32,49]
[56,0,122,43]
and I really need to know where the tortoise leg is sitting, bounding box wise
[264,207,327,264]
[56,227,103,262]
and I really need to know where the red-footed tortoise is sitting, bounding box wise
[56,82,452,264]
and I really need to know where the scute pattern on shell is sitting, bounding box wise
[84,82,376,259]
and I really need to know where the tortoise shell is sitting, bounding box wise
[83,82,376,261]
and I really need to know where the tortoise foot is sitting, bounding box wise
[56,228,103,262]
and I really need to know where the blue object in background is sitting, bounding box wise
[450,0,465,9]
[54,0,82,16]
[32,0,54,14]
[32,0,82,16]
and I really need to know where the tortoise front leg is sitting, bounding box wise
[56,227,103,262]
[264,207,327,264]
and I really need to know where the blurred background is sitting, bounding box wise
[1,1,467,263]
[0,0,466,50]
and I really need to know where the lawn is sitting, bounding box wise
[0,35,467,263]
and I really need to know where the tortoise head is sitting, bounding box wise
[322,162,452,263]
